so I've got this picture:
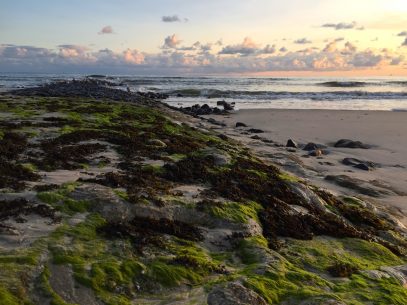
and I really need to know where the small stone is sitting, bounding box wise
[303,142,326,151]
[334,139,370,149]
[248,128,264,134]
[286,139,298,148]
[235,122,247,128]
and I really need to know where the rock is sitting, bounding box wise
[309,149,323,157]
[353,163,370,171]
[250,135,262,140]
[199,147,231,166]
[334,139,370,149]
[302,142,326,151]
[309,149,330,157]
[207,118,226,127]
[286,139,298,148]
[235,122,247,128]
[324,175,394,197]
[217,100,234,111]
[207,282,267,305]
[364,265,407,286]
[342,158,377,171]
[248,128,264,134]
[217,134,228,140]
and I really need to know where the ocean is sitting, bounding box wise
[1,73,407,111]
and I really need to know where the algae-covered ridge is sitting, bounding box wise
[0,93,406,305]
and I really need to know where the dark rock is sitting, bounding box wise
[286,139,298,148]
[303,142,327,151]
[10,79,164,105]
[250,135,262,140]
[207,118,226,127]
[217,100,234,111]
[334,139,370,149]
[342,158,377,171]
[235,122,247,128]
[217,134,228,140]
[248,128,264,134]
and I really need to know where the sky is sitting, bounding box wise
[1,0,407,75]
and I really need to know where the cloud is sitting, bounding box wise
[162,15,188,23]
[335,37,345,42]
[262,44,276,54]
[98,26,114,35]
[0,38,404,74]
[390,55,404,65]
[162,34,181,49]
[402,38,407,47]
[397,31,407,36]
[294,38,312,44]
[123,49,145,64]
[322,22,364,30]
[219,37,260,55]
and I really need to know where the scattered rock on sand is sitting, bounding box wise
[216,100,234,111]
[286,139,298,148]
[235,122,247,128]
[248,128,264,134]
[302,142,327,151]
[342,158,377,171]
[334,139,370,149]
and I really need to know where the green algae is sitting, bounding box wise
[283,236,404,273]
[200,200,262,224]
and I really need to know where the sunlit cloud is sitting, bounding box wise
[162,34,182,49]
[402,38,407,47]
[219,37,260,55]
[0,36,405,74]
[398,31,407,37]
[98,26,114,35]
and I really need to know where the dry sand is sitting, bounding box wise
[205,109,407,226]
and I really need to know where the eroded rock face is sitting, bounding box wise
[208,282,268,305]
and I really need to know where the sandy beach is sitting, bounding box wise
[205,109,407,226]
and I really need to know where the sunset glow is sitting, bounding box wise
[1,0,406,75]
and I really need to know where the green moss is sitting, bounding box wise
[237,235,269,265]
[37,182,89,214]
[113,189,129,201]
[333,274,407,305]
[284,237,403,273]
[149,261,202,287]
[203,201,262,224]
[0,286,20,305]
[278,171,301,183]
